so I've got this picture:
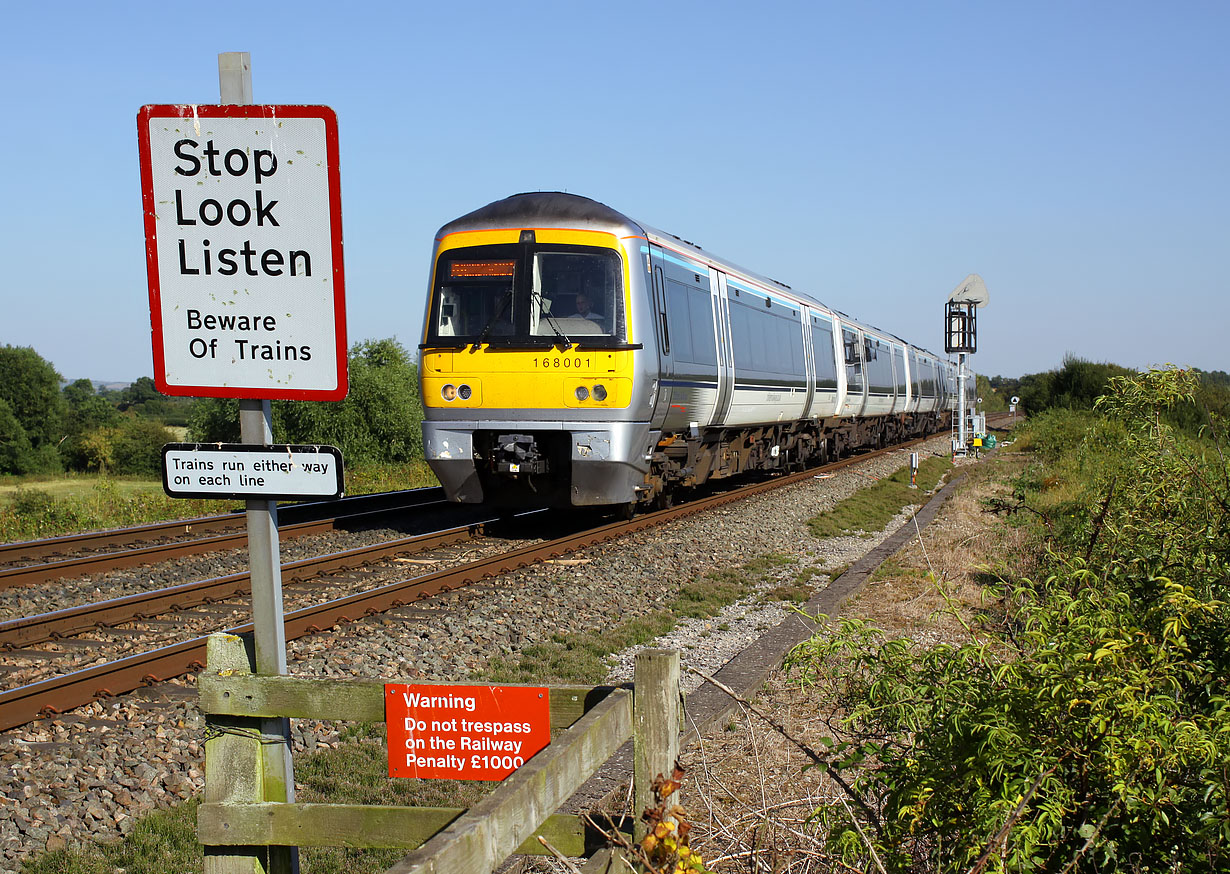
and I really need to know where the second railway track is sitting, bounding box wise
[0,487,448,585]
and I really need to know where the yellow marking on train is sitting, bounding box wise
[422,348,632,409]
[423,375,632,409]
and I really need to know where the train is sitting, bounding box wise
[418,192,966,514]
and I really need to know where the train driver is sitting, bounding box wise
[571,293,608,333]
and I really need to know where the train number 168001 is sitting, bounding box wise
[531,356,591,369]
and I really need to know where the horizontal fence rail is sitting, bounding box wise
[199,633,679,874]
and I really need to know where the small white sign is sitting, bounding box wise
[162,443,344,500]
[138,104,347,400]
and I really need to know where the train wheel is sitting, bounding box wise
[616,502,635,521]
[654,488,674,511]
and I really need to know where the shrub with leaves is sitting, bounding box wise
[786,367,1230,872]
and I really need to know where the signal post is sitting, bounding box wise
[945,274,988,456]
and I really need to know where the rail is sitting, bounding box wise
[198,632,679,874]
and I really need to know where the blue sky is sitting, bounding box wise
[2,1,1227,383]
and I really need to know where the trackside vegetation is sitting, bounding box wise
[806,455,952,539]
[786,368,1230,871]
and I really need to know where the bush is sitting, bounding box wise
[7,488,86,533]
[788,368,1230,871]
[1015,355,1135,416]
[78,418,176,476]
[110,418,175,477]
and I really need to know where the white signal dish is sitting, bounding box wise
[948,273,989,308]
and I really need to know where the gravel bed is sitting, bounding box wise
[0,528,545,688]
[0,437,956,869]
[0,512,489,624]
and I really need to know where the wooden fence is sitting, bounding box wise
[197,632,681,874]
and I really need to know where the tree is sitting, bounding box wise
[117,376,159,410]
[109,418,175,476]
[187,338,425,465]
[0,346,67,460]
[187,397,242,444]
[0,398,38,475]
[60,379,121,471]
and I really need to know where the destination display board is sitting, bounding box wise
[161,443,344,500]
[137,104,347,400]
[385,684,551,780]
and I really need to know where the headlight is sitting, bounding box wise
[592,384,608,402]
[574,386,590,401]
[458,384,472,400]
[441,384,456,401]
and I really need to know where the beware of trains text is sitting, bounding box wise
[137,104,347,401]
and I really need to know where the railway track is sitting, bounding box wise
[0,487,447,587]
[0,434,952,732]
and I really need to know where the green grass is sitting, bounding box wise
[20,800,201,874]
[807,456,952,539]
[0,473,166,502]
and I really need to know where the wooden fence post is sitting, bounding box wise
[633,649,681,847]
[202,633,296,874]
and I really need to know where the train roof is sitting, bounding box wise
[437,192,951,362]
[436,191,641,238]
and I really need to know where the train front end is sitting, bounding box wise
[419,194,655,510]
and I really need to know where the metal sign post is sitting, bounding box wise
[222,53,297,874]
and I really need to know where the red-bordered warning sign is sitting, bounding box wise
[385,684,551,781]
[137,104,347,400]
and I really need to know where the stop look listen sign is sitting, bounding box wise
[138,104,347,400]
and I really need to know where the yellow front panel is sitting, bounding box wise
[422,349,633,409]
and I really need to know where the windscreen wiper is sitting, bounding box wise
[530,290,572,348]
[474,290,513,347]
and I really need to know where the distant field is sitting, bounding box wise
[0,461,438,542]
[0,475,165,504]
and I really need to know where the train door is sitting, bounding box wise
[800,308,816,419]
[710,269,735,425]
[840,324,867,417]
[888,344,900,411]
[648,245,675,430]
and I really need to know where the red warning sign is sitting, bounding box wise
[385,684,551,780]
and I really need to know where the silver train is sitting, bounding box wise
[419,193,964,512]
